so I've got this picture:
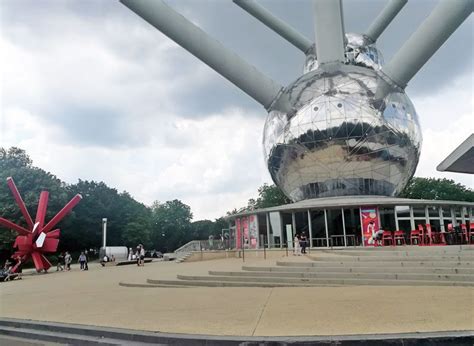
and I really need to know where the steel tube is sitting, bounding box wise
[42,194,82,233]
[312,0,346,64]
[7,177,34,229]
[233,0,313,53]
[382,0,473,88]
[365,0,407,42]
[35,191,49,233]
[120,0,284,109]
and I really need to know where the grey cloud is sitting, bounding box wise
[1,0,472,150]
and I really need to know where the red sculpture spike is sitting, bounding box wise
[42,194,82,233]
[7,177,34,229]
[46,229,60,239]
[34,191,49,234]
[0,177,82,273]
[0,217,31,236]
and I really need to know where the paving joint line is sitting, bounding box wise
[251,288,273,336]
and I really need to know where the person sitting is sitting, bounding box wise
[372,229,385,246]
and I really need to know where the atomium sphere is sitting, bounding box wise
[304,33,383,73]
[264,65,422,201]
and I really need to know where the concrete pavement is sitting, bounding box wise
[0,257,473,337]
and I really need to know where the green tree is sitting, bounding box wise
[0,147,68,253]
[250,183,291,209]
[150,199,193,252]
[400,177,474,202]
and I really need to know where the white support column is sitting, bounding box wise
[395,207,400,231]
[324,209,329,248]
[359,208,364,247]
[382,0,473,88]
[365,0,408,43]
[425,206,430,225]
[255,214,260,249]
[312,0,346,64]
[279,212,283,248]
[307,210,313,248]
[102,218,107,249]
[409,206,415,230]
[233,0,313,53]
[341,208,347,247]
[266,213,271,248]
[120,0,284,109]
[292,212,297,236]
[439,207,445,232]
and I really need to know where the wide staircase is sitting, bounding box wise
[120,246,474,288]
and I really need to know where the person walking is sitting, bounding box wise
[56,252,64,271]
[300,233,307,254]
[139,245,145,266]
[293,234,300,255]
[64,252,72,271]
[84,250,89,271]
[78,252,87,270]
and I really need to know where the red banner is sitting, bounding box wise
[360,207,380,246]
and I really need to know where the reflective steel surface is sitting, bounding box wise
[304,33,383,73]
[264,65,422,201]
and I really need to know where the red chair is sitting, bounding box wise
[382,231,394,246]
[469,224,474,244]
[393,230,406,245]
[410,230,422,245]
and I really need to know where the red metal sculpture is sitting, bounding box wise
[0,177,82,272]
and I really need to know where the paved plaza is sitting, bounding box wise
[0,257,473,337]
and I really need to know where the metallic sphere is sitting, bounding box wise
[264,65,422,201]
[304,33,383,73]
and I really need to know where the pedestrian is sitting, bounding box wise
[78,252,87,270]
[64,252,72,271]
[136,246,141,266]
[139,245,145,266]
[293,234,300,255]
[56,252,64,271]
[300,233,307,254]
[84,250,89,271]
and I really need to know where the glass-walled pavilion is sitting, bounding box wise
[229,196,474,249]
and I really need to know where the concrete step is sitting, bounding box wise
[242,265,474,275]
[173,275,473,287]
[119,281,190,288]
[324,249,473,257]
[277,261,473,268]
[310,255,474,262]
[0,326,151,345]
[146,278,337,287]
[208,270,474,282]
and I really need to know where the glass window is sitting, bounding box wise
[427,206,439,218]
[412,206,426,218]
[309,210,327,247]
[379,208,396,231]
[398,219,412,233]
[327,209,344,246]
[396,206,410,218]
[440,206,452,218]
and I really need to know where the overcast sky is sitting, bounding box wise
[1,0,472,220]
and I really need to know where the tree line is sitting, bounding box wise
[1,147,472,258]
[0,147,227,257]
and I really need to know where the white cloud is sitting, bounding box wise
[0,0,472,222]
[412,73,473,188]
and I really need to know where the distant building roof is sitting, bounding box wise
[228,195,474,218]
[437,134,474,174]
